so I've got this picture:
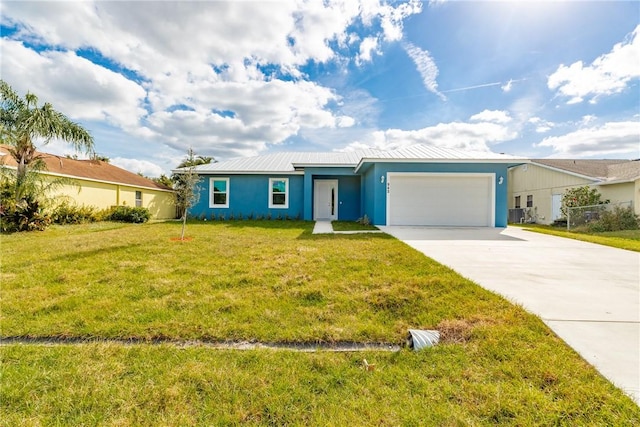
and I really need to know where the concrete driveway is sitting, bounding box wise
[382,226,640,404]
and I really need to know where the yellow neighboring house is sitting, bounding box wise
[0,145,176,220]
[508,159,640,224]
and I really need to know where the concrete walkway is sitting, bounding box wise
[312,221,334,234]
[382,226,640,404]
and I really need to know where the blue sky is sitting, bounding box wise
[1,0,638,176]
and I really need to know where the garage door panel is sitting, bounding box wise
[388,174,493,226]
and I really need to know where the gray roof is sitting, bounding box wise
[189,144,524,174]
[532,159,640,183]
[605,161,640,184]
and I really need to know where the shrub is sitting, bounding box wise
[588,206,639,232]
[561,186,607,219]
[1,168,52,232]
[50,201,99,224]
[0,193,51,232]
[357,214,371,226]
[106,206,151,223]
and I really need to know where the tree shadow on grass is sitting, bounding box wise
[51,243,144,262]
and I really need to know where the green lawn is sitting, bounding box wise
[331,220,379,231]
[513,224,640,252]
[2,221,639,425]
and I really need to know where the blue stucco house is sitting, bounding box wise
[183,144,524,227]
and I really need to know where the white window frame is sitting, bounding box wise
[209,177,230,208]
[269,177,289,209]
[135,191,142,207]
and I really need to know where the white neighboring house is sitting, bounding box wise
[507,159,640,224]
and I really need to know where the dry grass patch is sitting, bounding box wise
[437,316,496,344]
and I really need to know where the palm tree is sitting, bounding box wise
[0,80,94,186]
[177,154,215,168]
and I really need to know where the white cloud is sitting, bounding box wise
[346,113,517,152]
[402,42,445,100]
[501,79,513,92]
[0,39,147,131]
[378,0,423,42]
[535,121,640,157]
[528,117,554,134]
[337,116,356,128]
[548,25,640,104]
[534,125,552,134]
[357,36,380,65]
[1,0,420,160]
[111,157,164,178]
[470,110,512,124]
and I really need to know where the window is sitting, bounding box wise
[135,191,142,207]
[526,195,533,208]
[514,196,521,209]
[269,178,288,208]
[210,178,229,208]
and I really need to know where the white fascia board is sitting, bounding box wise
[291,162,358,168]
[191,170,304,175]
[354,157,529,173]
[597,177,639,186]
[3,165,175,193]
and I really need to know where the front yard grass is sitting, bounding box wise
[513,223,640,252]
[1,221,639,425]
[331,220,379,231]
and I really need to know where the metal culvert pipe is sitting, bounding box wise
[406,329,440,351]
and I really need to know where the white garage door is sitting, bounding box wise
[387,173,494,226]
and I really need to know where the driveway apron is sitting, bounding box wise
[382,226,640,404]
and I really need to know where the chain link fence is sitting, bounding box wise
[566,201,632,230]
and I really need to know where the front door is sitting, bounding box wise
[552,194,562,221]
[314,180,338,220]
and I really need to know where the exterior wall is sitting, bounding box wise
[302,167,361,221]
[335,175,361,220]
[359,164,381,225]
[55,179,119,207]
[192,170,362,222]
[191,174,304,220]
[140,189,176,219]
[46,176,175,219]
[636,179,640,215]
[508,164,594,225]
[598,181,638,213]
[363,162,510,227]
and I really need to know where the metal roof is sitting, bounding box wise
[363,144,520,160]
[190,144,525,174]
